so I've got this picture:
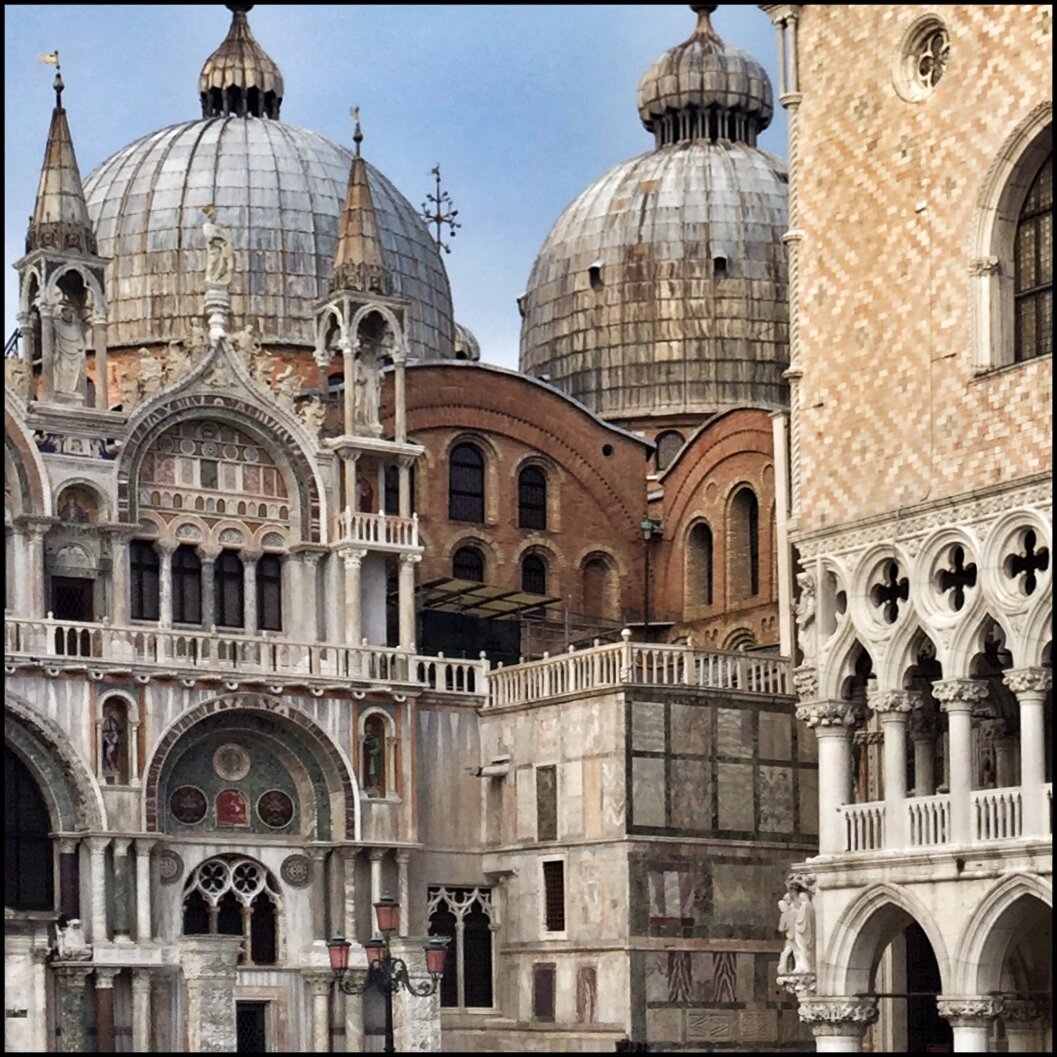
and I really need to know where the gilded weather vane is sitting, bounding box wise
[421,165,460,254]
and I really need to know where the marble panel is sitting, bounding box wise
[799,769,819,835]
[582,757,602,838]
[758,765,794,832]
[758,711,792,760]
[646,1007,684,1043]
[796,719,818,762]
[644,951,668,1003]
[670,702,710,757]
[515,767,536,841]
[538,714,559,758]
[686,1009,737,1042]
[632,701,666,753]
[716,762,755,831]
[670,758,711,831]
[601,758,626,832]
[716,708,753,758]
[575,965,597,1024]
[738,1009,778,1042]
[632,757,666,827]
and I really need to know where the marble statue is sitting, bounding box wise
[777,894,796,976]
[792,887,815,975]
[352,352,380,428]
[101,713,121,775]
[5,355,30,401]
[202,205,234,286]
[52,299,87,397]
[795,571,817,659]
[55,918,92,961]
[297,397,326,435]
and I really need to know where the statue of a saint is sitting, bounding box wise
[274,364,303,408]
[101,713,121,776]
[352,352,381,428]
[202,205,234,287]
[55,918,92,961]
[795,570,817,659]
[162,339,191,387]
[137,350,165,401]
[5,355,30,401]
[792,888,815,975]
[364,730,383,793]
[297,397,326,435]
[52,299,87,397]
[777,895,796,976]
[189,318,210,358]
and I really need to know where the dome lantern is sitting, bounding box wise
[199,4,284,119]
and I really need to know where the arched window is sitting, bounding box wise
[4,748,54,910]
[517,466,547,529]
[729,488,760,601]
[522,553,547,595]
[686,523,714,607]
[256,555,282,631]
[449,443,484,523]
[172,544,202,625]
[1014,151,1052,363]
[655,430,685,471]
[453,546,485,582]
[129,539,160,621]
[582,556,615,620]
[215,550,245,628]
[428,886,495,1009]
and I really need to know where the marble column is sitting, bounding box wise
[301,551,322,642]
[870,690,917,849]
[393,351,407,443]
[157,539,178,630]
[933,679,990,844]
[798,996,879,1053]
[368,848,386,914]
[109,532,130,626]
[909,710,937,797]
[309,847,329,941]
[339,847,359,942]
[198,545,220,630]
[796,700,858,854]
[341,339,356,437]
[341,548,366,648]
[135,838,155,942]
[1004,668,1052,838]
[58,837,81,919]
[54,965,93,1053]
[398,552,420,653]
[306,971,333,1053]
[92,316,109,410]
[243,549,260,636]
[397,457,413,519]
[95,968,119,1053]
[111,837,132,941]
[341,450,360,520]
[130,970,152,1053]
[178,935,242,1053]
[87,836,110,945]
[39,302,55,402]
[26,523,49,619]
[937,996,1002,1053]
[396,850,410,937]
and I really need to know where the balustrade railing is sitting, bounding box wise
[840,801,885,852]
[907,794,950,847]
[333,509,419,549]
[972,787,1023,842]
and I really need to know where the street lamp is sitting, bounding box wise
[327,897,449,1054]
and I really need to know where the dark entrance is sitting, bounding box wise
[905,922,953,1053]
[236,1001,268,1053]
[50,576,94,621]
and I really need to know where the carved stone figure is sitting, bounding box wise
[55,918,92,961]
[364,729,383,793]
[137,350,165,401]
[5,355,30,401]
[162,338,191,387]
[202,206,234,286]
[792,888,815,975]
[52,299,87,397]
[352,352,380,428]
[274,363,303,408]
[189,319,210,358]
[101,713,121,775]
[297,397,326,435]
[777,895,796,975]
[795,570,817,659]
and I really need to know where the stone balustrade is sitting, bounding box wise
[841,800,885,852]
[332,509,419,550]
[907,793,950,847]
[972,786,1023,841]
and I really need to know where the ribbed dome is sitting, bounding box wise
[637,6,773,148]
[519,142,788,422]
[82,118,455,357]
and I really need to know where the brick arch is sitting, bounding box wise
[115,393,324,543]
[143,693,359,839]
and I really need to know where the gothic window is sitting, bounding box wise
[256,554,282,631]
[172,544,202,625]
[655,430,685,471]
[129,539,160,621]
[521,553,547,595]
[729,488,760,600]
[518,466,547,529]
[182,856,281,966]
[1014,151,1053,362]
[215,550,245,628]
[453,545,484,583]
[542,860,565,932]
[427,886,495,1009]
[4,747,53,911]
[686,523,714,607]
[449,443,484,523]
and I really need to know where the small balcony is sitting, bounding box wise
[331,510,420,551]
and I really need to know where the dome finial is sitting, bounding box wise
[200,4,283,119]
[352,106,363,158]
[690,5,720,40]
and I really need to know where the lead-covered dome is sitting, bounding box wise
[519,5,787,423]
[81,6,454,358]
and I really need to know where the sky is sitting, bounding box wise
[4,4,786,370]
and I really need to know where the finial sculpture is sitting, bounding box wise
[421,164,460,254]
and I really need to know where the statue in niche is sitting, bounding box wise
[52,297,87,397]
[101,713,121,776]
[363,717,385,796]
[352,352,381,429]
[202,205,234,287]
[55,917,92,961]
[792,885,815,974]
[5,355,30,401]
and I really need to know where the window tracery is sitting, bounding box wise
[1014,151,1053,362]
[427,886,495,1009]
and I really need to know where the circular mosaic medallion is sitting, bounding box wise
[280,854,313,888]
[169,785,208,825]
[213,742,251,781]
[156,848,184,885]
[243,446,260,464]
[222,443,239,459]
[201,441,218,457]
[179,439,197,455]
[257,789,295,829]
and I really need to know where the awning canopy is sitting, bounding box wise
[416,578,559,620]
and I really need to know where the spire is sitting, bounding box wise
[330,111,392,296]
[199,4,284,119]
[26,69,97,256]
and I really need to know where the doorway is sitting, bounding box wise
[236,1001,268,1053]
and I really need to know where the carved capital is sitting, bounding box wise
[932,678,989,713]
[778,971,816,997]
[796,699,857,729]
[340,547,367,570]
[869,689,921,715]
[94,967,121,989]
[1002,998,1044,1025]
[368,847,387,863]
[936,995,1003,1025]
[1003,667,1052,697]
[303,969,334,996]
[398,552,422,567]
[798,996,878,1036]
[792,664,818,702]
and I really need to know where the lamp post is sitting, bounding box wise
[639,517,663,636]
[327,896,449,1054]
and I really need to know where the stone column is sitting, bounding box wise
[341,548,366,648]
[92,316,109,410]
[798,996,879,1053]
[1004,668,1051,838]
[1003,999,1044,1053]
[130,970,152,1053]
[25,522,49,619]
[157,539,178,629]
[301,551,323,642]
[870,690,918,849]
[198,544,220,629]
[178,935,242,1053]
[87,836,110,945]
[937,996,1002,1053]
[109,532,130,626]
[341,338,356,437]
[909,710,937,797]
[95,968,120,1053]
[39,302,55,402]
[309,847,329,941]
[398,552,420,653]
[933,679,990,844]
[306,971,333,1053]
[54,965,93,1053]
[111,837,132,941]
[58,837,81,919]
[369,848,386,913]
[339,847,359,942]
[135,838,155,942]
[396,850,410,937]
[397,457,413,519]
[393,350,407,443]
[796,699,858,855]
[243,549,260,635]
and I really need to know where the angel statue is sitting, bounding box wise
[202,205,234,286]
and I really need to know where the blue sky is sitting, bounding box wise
[4,4,785,369]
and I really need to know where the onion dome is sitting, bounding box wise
[637,5,773,148]
[453,322,481,361]
[26,71,96,256]
[199,4,284,118]
[519,5,787,424]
